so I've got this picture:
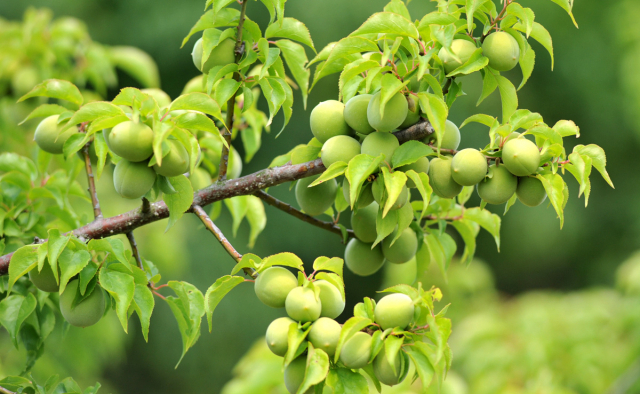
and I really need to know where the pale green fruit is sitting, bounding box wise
[153,139,189,177]
[34,115,78,154]
[344,94,375,134]
[192,37,236,74]
[109,121,154,162]
[424,119,461,150]
[373,347,409,386]
[265,317,295,356]
[340,332,372,369]
[254,267,298,308]
[59,280,105,328]
[382,228,418,264]
[342,178,374,209]
[351,202,379,243]
[429,157,463,198]
[28,262,58,293]
[113,160,157,199]
[189,167,212,191]
[372,181,408,211]
[477,164,517,204]
[11,66,39,97]
[285,287,322,323]
[516,176,547,207]
[374,293,414,330]
[141,88,171,107]
[310,100,352,143]
[397,157,430,188]
[308,317,341,356]
[344,238,385,277]
[502,138,540,176]
[321,135,361,167]
[399,95,420,128]
[284,356,315,394]
[367,91,408,132]
[315,280,345,319]
[451,148,488,186]
[295,175,338,216]
[482,31,520,72]
[181,75,205,94]
[438,39,477,74]
[361,132,400,162]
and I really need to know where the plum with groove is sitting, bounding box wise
[309,100,352,143]
[374,293,414,330]
[516,176,547,207]
[28,262,58,293]
[192,37,236,74]
[321,135,360,167]
[367,91,408,132]
[477,164,517,204]
[295,175,338,216]
[285,286,322,323]
[350,202,379,243]
[438,39,477,74]
[308,317,341,356]
[153,139,190,177]
[344,238,386,277]
[424,119,461,150]
[108,120,154,162]
[316,280,345,319]
[373,347,409,386]
[482,31,520,72]
[59,279,105,328]
[344,94,375,134]
[34,115,78,154]
[339,332,372,369]
[451,148,488,186]
[361,132,399,162]
[254,266,298,308]
[428,157,463,198]
[502,138,540,176]
[265,317,295,356]
[113,159,157,199]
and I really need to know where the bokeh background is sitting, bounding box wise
[1,0,640,393]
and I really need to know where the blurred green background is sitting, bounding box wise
[1,0,640,393]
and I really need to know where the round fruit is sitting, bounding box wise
[309,100,352,143]
[382,228,418,264]
[265,317,296,356]
[477,164,517,204]
[428,157,463,199]
[516,176,547,207]
[254,266,298,308]
[285,287,322,323]
[367,91,408,132]
[502,138,540,176]
[344,94,375,134]
[451,148,488,186]
[482,31,520,72]
[141,88,171,107]
[59,279,105,328]
[339,332,372,369]
[308,317,341,356]
[424,119,461,150]
[321,135,361,167]
[284,356,314,394]
[34,115,78,154]
[182,75,205,94]
[108,121,154,162]
[315,280,345,319]
[400,95,420,128]
[351,202,379,243]
[397,157,430,188]
[113,159,157,199]
[153,139,190,177]
[372,181,408,211]
[342,178,374,208]
[438,39,477,74]
[374,293,414,330]
[295,175,338,216]
[361,132,400,162]
[344,238,386,277]
[11,66,39,97]
[373,347,409,386]
[189,167,212,191]
[192,37,236,74]
[28,262,58,293]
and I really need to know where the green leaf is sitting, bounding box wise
[87,238,133,270]
[231,253,261,275]
[334,316,372,363]
[536,173,567,228]
[381,167,407,217]
[553,120,580,138]
[99,267,136,332]
[384,0,411,20]
[8,245,39,293]
[245,196,267,248]
[513,22,553,70]
[518,42,535,90]
[66,102,126,128]
[446,48,489,77]
[204,275,244,332]
[350,12,419,40]
[573,144,614,188]
[405,170,432,220]
[494,74,518,123]
[18,79,83,107]
[284,323,310,366]
[379,74,409,120]
[565,152,592,206]
[465,0,484,32]
[506,3,535,37]
[109,46,160,88]
[326,367,369,394]
[276,40,311,108]
[173,112,221,137]
[164,175,194,232]
[266,18,315,51]
[418,93,448,149]
[298,346,330,394]
[259,252,304,273]
[405,346,435,391]
[391,141,433,169]
[346,154,385,208]
[463,207,501,250]
[311,37,377,89]
[315,272,345,301]
[19,104,68,125]
[63,134,89,160]
[132,284,155,342]
[547,0,578,28]
[165,281,205,367]
[417,12,458,40]
[169,93,224,123]
[385,335,404,371]
[477,69,498,106]
[424,232,448,278]
[310,161,348,186]
[0,293,37,347]
[224,195,249,237]
[451,220,479,265]
[312,257,343,277]
[57,249,91,295]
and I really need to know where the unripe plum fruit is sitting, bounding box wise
[482,31,520,72]
[308,317,341,356]
[28,262,59,293]
[265,316,296,356]
[399,95,420,128]
[295,175,338,216]
[438,39,477,74]
[108,121,154,162]
[344,238,386,277]
[321,135,361,167]
[342,178,374,209]
[153,139,190,177]
[361,132,400,162]
[516,176,547,207]
[344,94,375,134]
[339,331,372,369]
[367,91,408,132]
[141,88,171,108]
[373,347,409,386]
[182,75,205,95]
[254,266,298,308]
[477,164,517,204]
[189,167,212,191]
[374,293,414,330]
[397,157,430,188]
[310,100,352,143]
[351,202,379,243]
[113,159,157,199]
[451,148,488,186]
[428,157,463,199]
[192,37,236,74]
[284,356,314,394]
[382,228,418,264]
[372,181,408,211]
[11,66,39,97]
[424,119,461,150]
[315,280,345,319]
[59,279,105,328]
[285,286,322,323]
[34,115,78,154]
[502,138,540,176]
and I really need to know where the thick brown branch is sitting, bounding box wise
[0,120,434,275]
[126,231,144,270]
[254,190,354,241]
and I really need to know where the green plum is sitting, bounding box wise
[284,356,315,394]
[34,115,78,154]
[424,119,461,150]
[342,178,374,208]
[374,293,414,330]
[189,167,212,191]
[361,132,400,162]
[153,139,190,177]
[309,100,352,143]
[351,202,379,243]
[295,175,338,216]
[367,91,408,132]
[28,262,59,293]
[308,317,341,356]
[373,347,409,386]
[344,238,386,277]
[59,280,105,328]
[438,39,477,74]
[285,286,322,323]
[344,94,375,134]
[502,138,540,176]
[181,75,205,94]
[428,157,463,198]
[477,164,517,204]
[399,95,420,128]
[265,317,296,356]
[192,37,236,74]
[254,266,298,308]
[339,332,372,369]
[451,148,488,186]
[397,157,430,188]
[482,31,520,72]
[382,228,418,264]
[372,181,408,211]
[113,159,157,199]
[516,176,547,207]
[315,280,345,319]
[108,121,154,162]
[321,135,361,167]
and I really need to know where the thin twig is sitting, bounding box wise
[254,190,354,242]
[81,122,102,219]
[126,231,144,270]
[0,386,16,394]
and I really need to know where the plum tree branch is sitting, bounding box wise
[254,190,354,241]
[0,120,434,275]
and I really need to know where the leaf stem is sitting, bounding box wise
[81,122,102,220]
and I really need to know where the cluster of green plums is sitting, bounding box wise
[439,31,521,74]
[28,262,105,328]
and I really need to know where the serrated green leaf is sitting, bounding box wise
[0,293,37,347]
[446,48,488,77]
[231,253,261,275]
[451,220,478,265]
[169,93,224,123]
[374,208,398,248]
[133,284,154,342]
[381,167,407,217]
[477,68,498,106]
[204,275,244,332]
[494,74,518,123]
[58,249,91,295]
[18,79,83,107]
[276,40,311,108]
[19,104,68,125]
[405,170,432,220]
[299,346,330,394]
[259,252,304,273]
[284,323,310,366]
[391,141,433,169]
[166,281,205,367]
[165,175,194,232]
[513,22,553,70]
[464,207,501,250]
[245,196,266,248]
[405,346,435,390]
[312,257,343,277]
[346,154,385,208]
[325,367,369,394]
[418,93,448,149]
[548,0,578,28]
[99,267,135,332]
[310,161,347,186]
[536,173,567,228]
[87,238,132,271]
[266,18,315,51]
[8,245,39,293]
[573,144,613,188]
[351,12,419,40]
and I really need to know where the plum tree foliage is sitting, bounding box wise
[0,0,614,393]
